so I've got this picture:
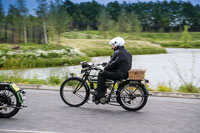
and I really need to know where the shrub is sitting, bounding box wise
[48,75,63,85]
[157,84,173,92]
[81,48,112,57]
[178,83,200,93]
[0,74,64,85]
[146,84,155,91]
[179,43,192,48]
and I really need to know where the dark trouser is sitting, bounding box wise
[97,70,128,97]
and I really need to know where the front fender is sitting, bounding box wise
[66,77,90,93]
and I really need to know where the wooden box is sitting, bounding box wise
[128,69,146,80]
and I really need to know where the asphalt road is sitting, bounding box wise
[0,89,200,133]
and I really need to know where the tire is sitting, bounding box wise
[60,77,90,107]
[116,81,148,111]
[0,88,21,118]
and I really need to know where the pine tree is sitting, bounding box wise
[16,0,28,43]
[116,12,128,33]
[0,0,4,21]
[97,9,114,31]
[36,0,48,44]
[7,5,21,43]
[0,0,4,42]
[97,9,114,38]
[127,13,141,33]
[49,0,69,44]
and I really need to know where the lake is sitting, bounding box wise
[0,48,200,89]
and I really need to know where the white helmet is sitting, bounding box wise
[109,37,125,47]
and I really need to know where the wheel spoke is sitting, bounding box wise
[74,92,85,101]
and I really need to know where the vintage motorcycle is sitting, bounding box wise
[0,82,26,118]
[60,62,149,111]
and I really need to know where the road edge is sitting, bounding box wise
[16,83,200,99]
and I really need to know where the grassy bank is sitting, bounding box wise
[0,43,90,69]
[0,74,66,85]
[62,31,200,48]
[60,38,166,57]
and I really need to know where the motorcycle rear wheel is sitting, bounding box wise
[117,82,148,111]
[0,88,21,118]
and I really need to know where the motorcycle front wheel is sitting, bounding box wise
[0,88,21,118]
[60,77,90,107]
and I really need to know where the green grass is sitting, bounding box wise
[157,84,173,92]
[0,43,91,69]
[0,43,69,51]
[178,83,200,93]
[62,31,200,41]
[62,31,200,48]
[160,41,200,48]
[0,74,66,85]
[60,37,166,57]
[2,56,90,69]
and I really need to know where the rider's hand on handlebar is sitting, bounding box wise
[102,62,107,67]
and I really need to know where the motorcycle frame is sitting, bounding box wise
[72,69,149,103]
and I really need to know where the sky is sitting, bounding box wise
[1,0,200,15]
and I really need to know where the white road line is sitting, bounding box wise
[0,129,57,133]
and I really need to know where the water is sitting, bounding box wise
[0,48,200,89]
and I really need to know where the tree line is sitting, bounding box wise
[0,0,200,44]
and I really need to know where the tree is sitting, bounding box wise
[49,0,70,43]
[0,0,4,42]
[97,8,115,37]
[7,5,21,43]
[0,0,4,22]
[36,0,48,44]
[127,13,141,33]
[107,1,121,21]
[63,0,76,16]
[77,0,102,30]
[97,9,114,31]
[16,0,28,43]
[115,11,141,33]
[180,25,191,48]
[26,15,40,43]
[116,11,128,32]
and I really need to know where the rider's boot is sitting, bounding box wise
[91,90,107,104]
[92,95,100,105]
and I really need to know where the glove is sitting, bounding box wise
[102,62,107,67]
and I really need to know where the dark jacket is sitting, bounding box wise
[104,46,132,73]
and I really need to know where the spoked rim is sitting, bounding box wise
[120,85,145,109]
[0,89,18,114]
[61,79,87,106]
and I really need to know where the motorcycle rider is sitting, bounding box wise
[91,37,132,101]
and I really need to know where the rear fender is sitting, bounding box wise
[9,83,23,104]
[117,80,149,96]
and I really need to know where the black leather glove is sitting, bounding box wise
[102,62,107,67]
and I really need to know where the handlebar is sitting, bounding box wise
[81,62,105,72]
